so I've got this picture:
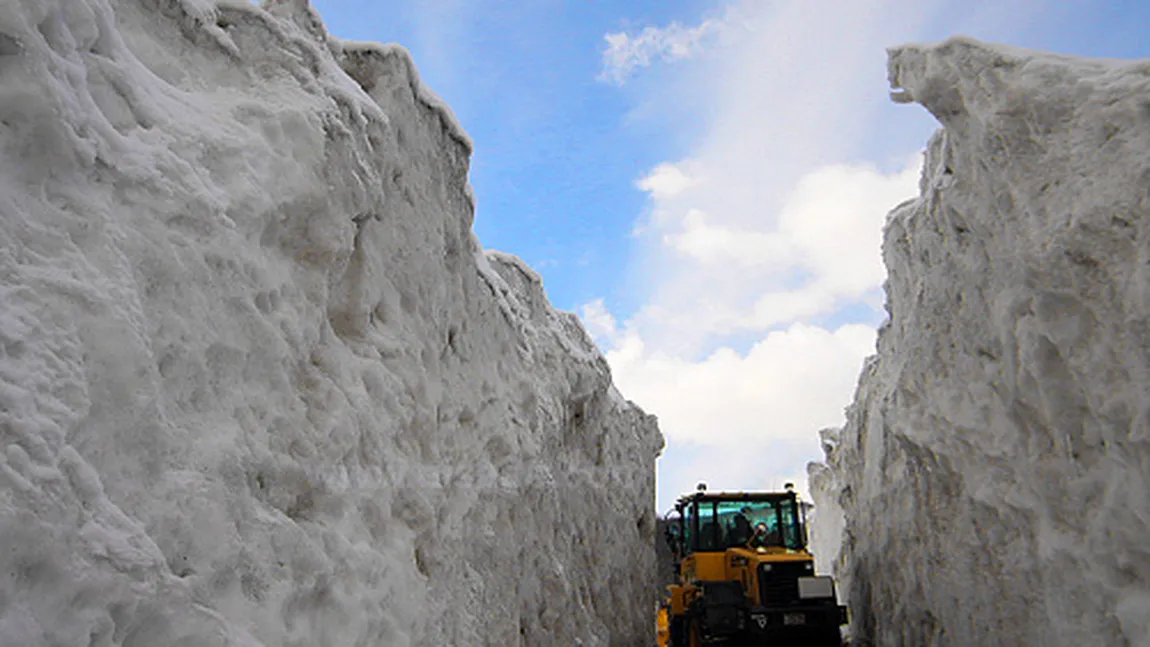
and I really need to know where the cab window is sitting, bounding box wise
[778,498,804,550]
[694,500,722,551]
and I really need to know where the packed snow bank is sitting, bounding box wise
[0,1,662,645]
[811,37,1150,647]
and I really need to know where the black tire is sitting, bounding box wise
[812,627,844,647]
[687,617,704,647]
[669,616,685,647]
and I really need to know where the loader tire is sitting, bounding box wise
[687,617,703,647]
[669,616,685,647]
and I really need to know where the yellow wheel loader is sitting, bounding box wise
[657,484,847,647]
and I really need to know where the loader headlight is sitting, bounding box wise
[798,576,835,600]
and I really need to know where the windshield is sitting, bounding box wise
[718,500,775,547]
[682,494,806,552]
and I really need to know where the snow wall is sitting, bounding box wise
[0,1,663,645]
[810,37,1150,647]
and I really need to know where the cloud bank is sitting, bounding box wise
[599,15,729,85]
[591,0,937,508]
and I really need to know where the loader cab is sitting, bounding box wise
[667,489,807,557]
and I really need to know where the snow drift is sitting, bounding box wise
[811,37,1150,646]
[0,1,662,645]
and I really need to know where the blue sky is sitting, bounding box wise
[311,0,1150,511]
[312,0,710,315]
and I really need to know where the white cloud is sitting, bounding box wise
[605,321,876,509]
[599,16,728,85]
[671,157,924,330]
[579,299,619,344]
[607,0,939,358]
[666,162,918,274]
[657,441,825,513]
[626,156,921,349]
[608,323,875,447]
[664,209,787,266]
[636,162,698,200]
[589,0,947,509]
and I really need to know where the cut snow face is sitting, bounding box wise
[811,37,1150,647]
[0,1,662,645]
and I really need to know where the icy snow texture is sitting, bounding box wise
[811,37,1150,647]
[0,1,662,645]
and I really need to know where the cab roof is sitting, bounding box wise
[674,490,797,507]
